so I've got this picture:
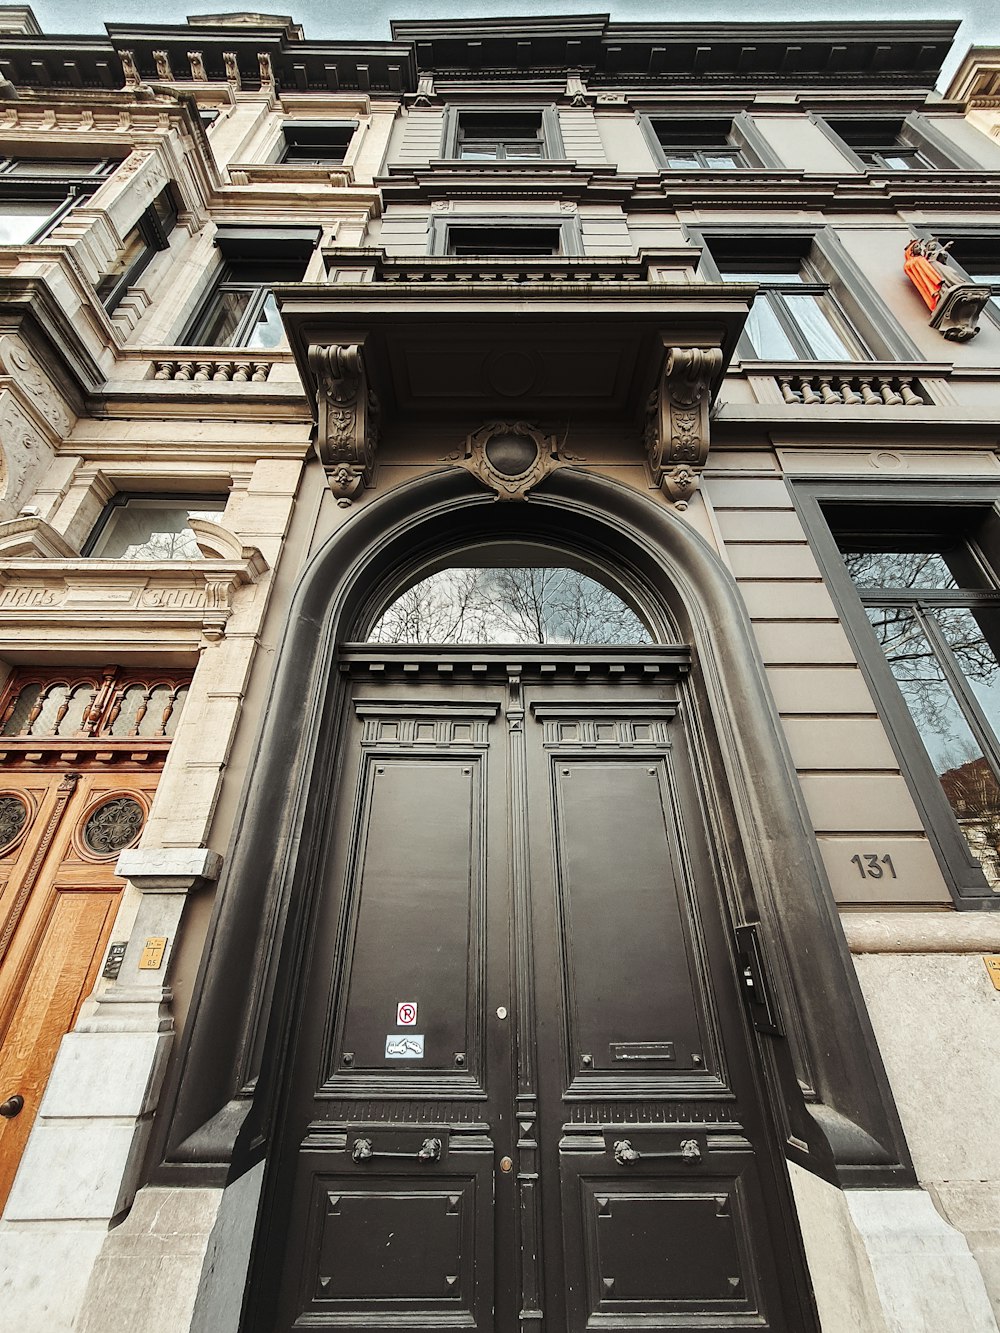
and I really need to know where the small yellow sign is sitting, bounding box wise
[984,957,1000,992]
[139,937,167,970]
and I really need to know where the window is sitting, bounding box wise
[85,495,228,560]
[710,238,864,360]
[446,225,561,257]
[182,226,319,349]
[278,121,356,165]
[826,118,938,170]
[0,156,116,245]
[457,112,543,160]
[441,107,563,162]
[796,486,1000,907]
[97,186,177,314]
[650,118,747,169]
[430,215,580,258]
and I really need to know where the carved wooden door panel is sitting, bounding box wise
[0,768,158,1210]
[259,648,812,1332]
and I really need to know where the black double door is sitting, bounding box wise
[255,648,813,1332]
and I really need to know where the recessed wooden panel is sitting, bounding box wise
[337,756,483,1077]
[560,1149,776,1331]
[551,758,706,1076]
[295,1170,490,1328]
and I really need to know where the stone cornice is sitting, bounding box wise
[378,162,634,204]
[391,17,957,90]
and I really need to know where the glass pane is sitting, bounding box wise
[458,146,501,159]
[934,607,1000,737]
[243,291,284,350]
[2,684,42,735]
[0,201,57,244]
[867,606,1000,887]
[501,142,544,159]
[722,270,803,283]
[91,500,226,560]
[705,152,742,169]
[665,153,701,169]
[881,154,916,170]
[110,684,149,737]
[369,567,652,645]
[743,296,797,359]
[840,549,962,591]
[783,293,853,359]
[198,289,252,346]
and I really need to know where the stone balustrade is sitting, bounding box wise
[151,359,272,383]
[776,371,927,406]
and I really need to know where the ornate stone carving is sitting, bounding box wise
[643,346,723,510]
[412,73,436,106]
[188,51,208,82]
[446,420,577,501]
[223,53,242,90]
[903,237,993,342]
[152,50,173,81]
[309,343,380,506]
[0,337,71,436]
[118,50,143,89]
[258,51,274,89]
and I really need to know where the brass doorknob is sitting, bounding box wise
[499,1155,513,1173]
[0,1093,24,1119]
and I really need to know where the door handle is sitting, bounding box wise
[0,1093,24,1119]
[352,1136,442,1163]
[613,1137,701,1166]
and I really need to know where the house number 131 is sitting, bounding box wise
[850,853,897,879]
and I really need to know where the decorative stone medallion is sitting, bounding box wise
[447,420,577,501]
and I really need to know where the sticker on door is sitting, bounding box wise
[385,1034,425,1058]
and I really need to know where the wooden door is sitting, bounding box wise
[0,768,157,1210]
[253,648,814,1332]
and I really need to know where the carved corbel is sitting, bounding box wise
[188,51,208,82]
[258,52,275,91]
[412,73,436,106]
[309,343,381,507]
[643,346,722,510]
[152,50,173,81]
[223,53,242,91]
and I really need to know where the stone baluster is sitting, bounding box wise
[876,377,903,406]
[839,377,863,405]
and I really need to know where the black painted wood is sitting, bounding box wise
[251,657,815,1331]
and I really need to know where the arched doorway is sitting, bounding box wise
[235,481,825,1331]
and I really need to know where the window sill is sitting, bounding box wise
[227,162,356,189]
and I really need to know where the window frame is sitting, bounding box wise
[815,112,981,173]
[98,186,178,315]
[180,224,320,349]
[428,214,582,258]
[0,156,117,246]
[440,105,565,162]
[276,120,358,166]
[792,477,1000,910]
[83,491,230,560]
[639,111,781,171]
[690,223,921,363]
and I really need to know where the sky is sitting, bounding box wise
[20,0,1000,90]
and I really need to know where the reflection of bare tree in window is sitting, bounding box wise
[939,755,1000,888]
[369,567,651,645]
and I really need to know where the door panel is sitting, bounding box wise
[0,887,118,1206]
[257,652,813,1332]
[0,767,160,1212]
[268,693,512,1331]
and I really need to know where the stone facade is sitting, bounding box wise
[0,8,999,1332]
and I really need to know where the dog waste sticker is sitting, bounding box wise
[396,1001,417,1026]
[386,1034,424,1059]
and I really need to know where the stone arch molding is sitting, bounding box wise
[163,466,911,1192]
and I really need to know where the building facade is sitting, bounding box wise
[0,8,1000,1331]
